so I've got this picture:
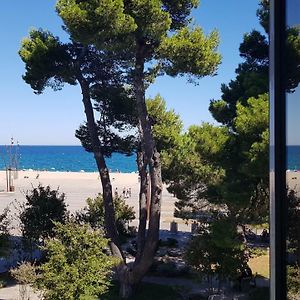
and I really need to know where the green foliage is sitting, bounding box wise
[209,4,269,127]
[188,123,229,164]
[0,207,11,257]
[256,0,269,33]
[287,190,300,262]
[235,94,269,176]
[146,96,228,220]
[20,185,67,243]
[208,94,269,221]
[56,0,221,83]
[162,97,269,224]
[158,27,221,81]
[19,28,137,158]
[146,95,183,153]
[164,24,270,220]
[21,2,222,295]
[36,222,118,300]
[210,1,300,126]
[185,217,249,281]
[75,194,135,236]
[56,0,137,48]
[161,0,198,30]
[287,265,300,300]
[286,26,300,92]
[19,29,76,93]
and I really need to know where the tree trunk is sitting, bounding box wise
[135,150,149,264]
[119,44,163,293]
[78,44,163,298]
[78,77,123,258]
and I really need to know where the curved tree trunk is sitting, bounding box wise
[118,45,163,298]
[78,77,123,259]
[77,45,162,299]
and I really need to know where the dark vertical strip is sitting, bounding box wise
[269,0,287,299]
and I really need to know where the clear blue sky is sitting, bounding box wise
[0,0,261,145]
[286,1,300,145]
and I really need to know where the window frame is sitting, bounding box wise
[269,0,288,299]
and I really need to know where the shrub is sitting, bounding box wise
[0,207,11,256]
[185,217,249,283]
[19,185,67,244]
[10,261,37,284]
[75,194,135,236]
[287,265,300,300]
[10,262,38,300]
[36,222,119,300]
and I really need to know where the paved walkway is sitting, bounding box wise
[0,283,40,300]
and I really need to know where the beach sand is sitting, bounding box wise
[287,171,300,192]
[0,170,190,233]
[2,170,298,234]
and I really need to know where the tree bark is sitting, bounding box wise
[118,45,163,296]
[77,45,163,299]
[78,77,123,259]
[135,150,149,264]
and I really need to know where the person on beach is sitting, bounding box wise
[122,187,126,198]
[115,187,118,197]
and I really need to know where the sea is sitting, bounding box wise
[287,146,300,171]
[0,145,137,173]
[0,145,299,173]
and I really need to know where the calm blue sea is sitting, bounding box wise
[0,145,299,173]
[0,146,137,173]
[287,146,300,171]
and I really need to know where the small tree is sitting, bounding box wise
[20,185,67,244]
[36,222,118,300]
[10,262,38,300]
[185,216,249,289]
[75,194,135,236]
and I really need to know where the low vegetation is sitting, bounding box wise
[75,194,135,236]
[19,185,67,244]
[36,222,119,300]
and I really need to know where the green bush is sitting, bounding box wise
[185,217,249,282]
[20,185,67,243]
[75,194,135,236]
[36,222,119,300]
[0,207,11,256]
[288,265,300,300]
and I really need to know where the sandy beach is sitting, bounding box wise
[1,170,298,234]
[287,171,300,192]
[0,170,190,232]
